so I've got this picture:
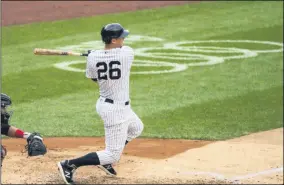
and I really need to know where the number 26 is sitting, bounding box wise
[96,61,121,80]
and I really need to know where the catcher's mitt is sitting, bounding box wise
[26,132,47,156]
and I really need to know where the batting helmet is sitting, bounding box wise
[101,23,129,44]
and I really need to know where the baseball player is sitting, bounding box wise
[1,93,47,167]
[57,23,144,184]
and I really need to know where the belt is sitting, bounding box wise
[104,98,129,105]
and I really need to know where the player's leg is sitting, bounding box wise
[96,121,129,165]
[98,110,143,176]
[97,139,129,176]
[1,145,7,167]
[57,120,129,183]
[94,102,130,165]
[57,101,128,184]
[126,110,144,142]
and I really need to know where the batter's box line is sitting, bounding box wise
[180,167,283,184]
[230,167,283,183]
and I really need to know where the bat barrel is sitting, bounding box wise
[33,48,87,56]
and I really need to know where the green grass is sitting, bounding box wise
[143,86,283,140]
[2,1,283,140]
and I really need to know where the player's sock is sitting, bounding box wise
[68,152,100,168]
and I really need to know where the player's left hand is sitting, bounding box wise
[26,132,47,156]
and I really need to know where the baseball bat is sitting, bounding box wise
[33,48,88,56]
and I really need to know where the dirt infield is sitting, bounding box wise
[1,1,283,184]
[1,1,191,26]
[2,128,283,184]
[2,137,213,160]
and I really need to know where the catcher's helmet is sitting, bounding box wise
[1,93,12,125]
[101,23,129,44]
[1,93,12,108]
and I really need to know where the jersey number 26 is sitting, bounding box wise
[96,61,121,80]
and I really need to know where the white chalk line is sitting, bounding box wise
[53,60,188,74]
[179,167,283,183]
[230,167,283,182]
[57,35,164,52]
[53,37,283,75]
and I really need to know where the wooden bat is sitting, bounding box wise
[33,48,88,56]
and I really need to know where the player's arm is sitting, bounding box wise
[1,122,46,157]
[1,114,32,138]
[1,120,30,139]
[1,123,10,136]
[122,46,134,66]
[1,124,30,139]
[85,52,98,83]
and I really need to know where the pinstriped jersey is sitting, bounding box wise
[86,46,134,102]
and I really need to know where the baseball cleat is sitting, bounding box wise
[57,160,77,184]
[98,164,117,177]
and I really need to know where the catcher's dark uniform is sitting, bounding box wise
[1,93,47,166]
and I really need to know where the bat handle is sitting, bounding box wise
[80,50,92,56]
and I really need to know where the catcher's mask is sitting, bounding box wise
[1,93,13,125]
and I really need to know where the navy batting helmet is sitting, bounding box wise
[101,23,129,44]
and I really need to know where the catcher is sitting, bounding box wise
[1,93,47,166]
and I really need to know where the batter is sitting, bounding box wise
[57,23,144,185]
